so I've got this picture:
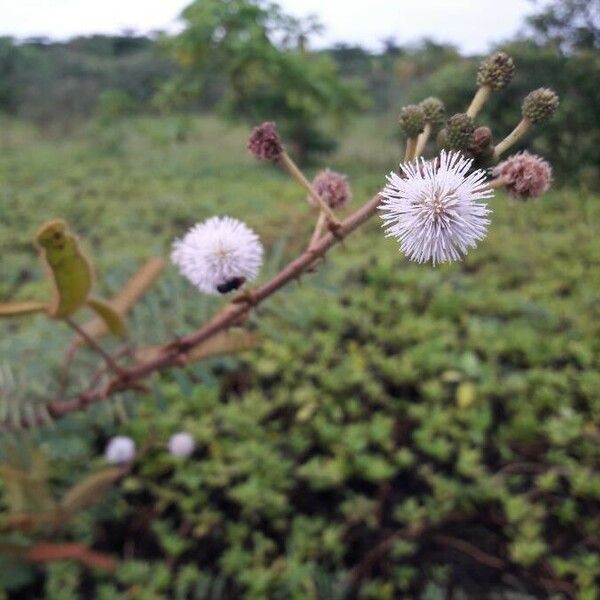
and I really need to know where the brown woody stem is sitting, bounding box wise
[64,317,125,377]
[7,190,384,429]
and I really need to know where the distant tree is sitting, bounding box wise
[0,35,176,124]
[0,37,19,112]
[166,0,366,162]
[524,0,599,52]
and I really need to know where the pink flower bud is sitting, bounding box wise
[310,169,352,210]
[494,151,552,200]
[247,122,284,161]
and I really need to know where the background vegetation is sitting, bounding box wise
[0,0,599,597]
[1,0,598,178]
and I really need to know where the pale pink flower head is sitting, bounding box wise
[168,432,195,458]
[171,216,263,295]
[310,169,352,210]
[380,150,493,266]
[105,436,135,465]
[494,151,552,200]
[247,121,284,161]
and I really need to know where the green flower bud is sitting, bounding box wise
[522,88,559,124]
[444,113,475,151]
[399,105,425,138]
[419,97,446,130]
[476,51,515,90]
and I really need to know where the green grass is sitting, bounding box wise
[0,114,599,598]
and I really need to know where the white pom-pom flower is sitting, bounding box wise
[168,432,195,458]
[171,216,263,295]
[105,436,136,465]
[380,150,493,265]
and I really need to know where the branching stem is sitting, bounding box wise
[9,189,384,428]
[279,151,340,228]
[64,317,125,377]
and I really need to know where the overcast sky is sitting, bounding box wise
[2,0,536,54]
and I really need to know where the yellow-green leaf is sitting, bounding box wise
[60,467,124,515]
[456,382,477,408]
[86,297,127,337]
[75,257,165,344]
[36,219,93,318]
[0,301,48,317]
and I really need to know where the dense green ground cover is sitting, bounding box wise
[0,116,599,598]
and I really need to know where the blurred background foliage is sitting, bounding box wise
[0,0,598,177]
[1,113,598,598]
[1,0,599,597]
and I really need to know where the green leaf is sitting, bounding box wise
[36,219,93,318]
[59,467,124,516]
[86,297,127,337]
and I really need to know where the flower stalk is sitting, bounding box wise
[4,190,383,430]
[466,85,492,119]
[493,118,532,158]
[414,123,431,158]
[279,151,341,228]
[309,211,326,248]
[485,176,508,190]
[404,137,418,161]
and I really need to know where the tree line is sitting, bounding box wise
[0,0,597,184]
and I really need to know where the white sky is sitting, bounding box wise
[1,0,535,54]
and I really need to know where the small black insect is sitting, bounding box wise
[216,277,246,294]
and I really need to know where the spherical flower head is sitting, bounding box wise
[399,105,425,138]
[522,88,559,124]
[444,114,475,151]
[168,432,195,458]
[247,121,284,161]
[309,169,352,210]
[494,151,552,200]
[105,436,135,465]
[476,51,515,90]
[419,97,446,131]
[171,216,263,295]
[380,150,493,265]
[468,126,493,156]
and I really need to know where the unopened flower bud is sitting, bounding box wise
[399,105,425,138]
[522,88,559,124]
[247,121,284,160]
[494,151,552,200]
[310,169,352,210]
[469,126,493,156]
[419,97,446,130]
[476,52,515,90]
[444,113,475,151]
